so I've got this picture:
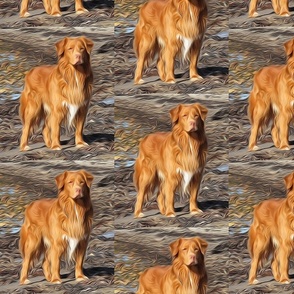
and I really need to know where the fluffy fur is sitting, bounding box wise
[248,38,294,151]
[248,172,294,285]
[134,103,208,218]
[133,0,207,84]
[137,237,208,294]
[20,0,88,17]
[19,170,94,285]
[248,0,290,17]
[19,36,93,151]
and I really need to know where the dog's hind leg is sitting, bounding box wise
[19,93,41,151]
[248,226,269,284]
[134,27,156,84]
[248,92,269,151]
[134,160,156,218]
[19,227,42,284]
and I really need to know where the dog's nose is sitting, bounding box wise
[75,187,81,194]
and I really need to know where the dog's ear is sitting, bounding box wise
[284,39,294,59]
[170,105,182,125]
[193,103,208,121]
[169,238,182,258]
[55,37,68,58]
[194,237,208,255]
[284,172,294,192]
[80,170,94,188]
[55,171,68,190]
[81,36,94,54]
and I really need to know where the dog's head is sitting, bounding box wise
[170,103,208,133]
[169,237,208,267]
[284,38,294,71]
[55,170,94,200]
[55,36,94,66]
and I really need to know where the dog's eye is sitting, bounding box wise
[182,248,187,251]
[68,180,73,184]
[68,47,73,51]
[182,114,187,118]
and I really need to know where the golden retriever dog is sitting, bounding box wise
[248,172,294,285]
[134,103,208,218]
[248,38,294,151]
[19,170,94,285]
[133,0,207,84]
[19,36,93,151]
[248,0,290,17]
[137,237,208,294]
[20,0,88,17]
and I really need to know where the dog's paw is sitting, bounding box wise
[76,9,89,14]
[20,145,30,151]
[280,146,290,151]
[20,278,30,285]
[190,209,203,215]
[280,12,290,17]
[76,142,89,148]
[20,12,30,18]
[51,279,62,284]
[51,12,62,17]
[190,75,203,82]
[166,212,176,217]
[134,212,145,218]
[76,275,89,281]
[249,279,259,285]
[51,146,61,151]
[135,79,144,85]
[166,79,176,84]
[249,12,259,18]
[248,145,259,151]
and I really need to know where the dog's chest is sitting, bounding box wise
[177,35,194,60]
[62,102,80,126]
[176,169,200,193]
[62,235,80,260]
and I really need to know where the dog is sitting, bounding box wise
[248,172,294,284]
[19,170,94,285]
[19,36,93,151]
[133,0,207,84]
[248,0,290,17]
[137,237,208,294]
[20,0,88,17]
[248,38,294,151]
[134,103,208,218]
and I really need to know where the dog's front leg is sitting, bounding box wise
[74,239,89,281]
[48,245,62,284]
[162,45,176,83]
[75,106,89,148]
[276,245,291,284]
[189,173,203,215]
[248,0,259,17]
[162,178,177,217]
[49,0,62,16]
[189,39,203,82]
[48,111,62,150]
[19,0,30,17]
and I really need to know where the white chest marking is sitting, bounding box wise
[177,168,194,193]
[43,103,51,114]
[63,235,79,260]
[62,101,79,126]
[177,35,193,60]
